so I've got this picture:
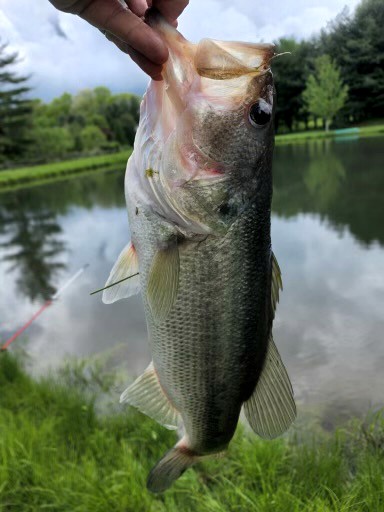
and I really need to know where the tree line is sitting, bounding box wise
[0,55,140,166]
[28,87,140,161]
[0,0,383,165]
[272,0,383,131]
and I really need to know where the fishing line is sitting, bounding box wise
[89,273,139,296]
[0,264,89,351]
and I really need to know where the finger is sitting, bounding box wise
[128,47,163,81]
[104,31,163,80]
[152,0,189,23]
[126,0,148,17]
[80,0,168,64]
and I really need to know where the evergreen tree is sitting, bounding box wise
[0,193,66,302]
[0,41,33,162]
[302,55,348,131]
[272,38,315,132]
[320,0,384,121]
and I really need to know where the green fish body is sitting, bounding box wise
[103,14,296,493]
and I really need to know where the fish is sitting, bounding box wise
[102,10,296,493]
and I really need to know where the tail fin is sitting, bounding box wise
[147,440,197,493]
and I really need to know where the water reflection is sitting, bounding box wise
[0,195,66,301]
[0,171,125,302]
[273,137,384,246]
[0,137,383,427]
[303,141,346,210]
[272,215,384,428]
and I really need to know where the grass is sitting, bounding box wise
[0,351,383,511]
[0,150,132,192]
[1,120,383,193]
[275,124,384,145]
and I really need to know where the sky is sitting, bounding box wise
[0,0,361,101]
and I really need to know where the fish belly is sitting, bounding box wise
[130,202,272,455]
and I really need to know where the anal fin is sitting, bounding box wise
[102,242,140,304]
[243,336,296,439]
[120,362,180,430]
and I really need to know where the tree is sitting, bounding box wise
[302,55,348,131]
[320,0,384,122]
[0,41,33,162]
[41,93,73,127]
[272,38,315,132]
[28,126,74,160]
[80,125,106,151]
[105,93,140,145]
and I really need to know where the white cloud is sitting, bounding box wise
[0,0,149,100]
[0,0,361,100]
[271,214,384,415]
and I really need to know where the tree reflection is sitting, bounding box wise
[0,195,66,301]
[0,169,126,303]
[273,138,384,246]
[303,140,346,210]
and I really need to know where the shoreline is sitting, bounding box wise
[0,150,132,193]
[0,124,383,193]
[275,124,384,145]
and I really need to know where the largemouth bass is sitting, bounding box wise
[103,11,296,493]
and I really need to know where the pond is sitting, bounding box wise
[1,136,383,429]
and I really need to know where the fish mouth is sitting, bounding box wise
[144,10,272,192]
[145,8,275,83]
[194,40,275,80]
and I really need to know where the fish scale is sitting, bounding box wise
[130,188,273,450]
[103,11,296,493]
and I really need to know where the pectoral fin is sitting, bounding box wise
[102,242,140,304]
[147,243,180,322]
[243,336,296,439]
[120,362,180,430]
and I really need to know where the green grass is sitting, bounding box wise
[0,150,132,192]
[275,124,384,145]
[276,130,332,145]
[1,120,383,193]
[0,351,383,511]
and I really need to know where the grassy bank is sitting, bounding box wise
[0,352,383,511]
[1,122,383,193]
[275,123,384,145]
[0,150,131,192]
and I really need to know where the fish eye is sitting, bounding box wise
[248,100,272,127]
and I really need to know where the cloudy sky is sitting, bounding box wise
[0,0,361,101]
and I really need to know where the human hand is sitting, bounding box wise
[49,0,189,80]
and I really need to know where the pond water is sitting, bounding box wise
[1,136,383,428]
